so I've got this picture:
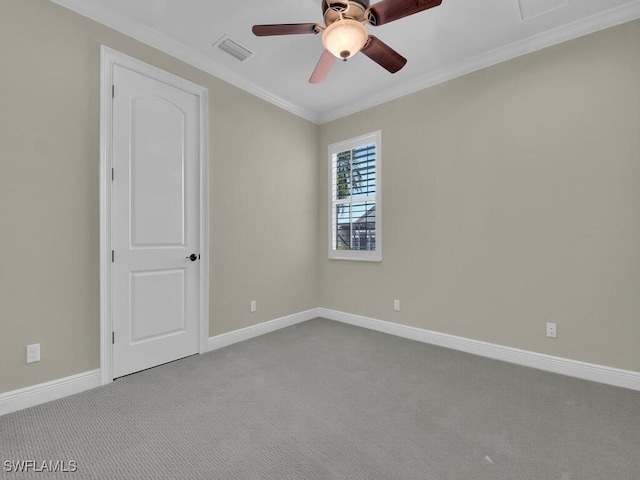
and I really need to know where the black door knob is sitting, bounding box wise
[186,253,199,262]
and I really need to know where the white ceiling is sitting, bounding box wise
[52,0,640,123]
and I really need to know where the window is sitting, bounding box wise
[328,131,381,262]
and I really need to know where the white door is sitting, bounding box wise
[111,64,200,378]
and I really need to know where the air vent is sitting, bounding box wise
[517,0,568,21]
[215,36,253,62]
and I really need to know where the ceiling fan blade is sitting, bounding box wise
[368,0,442,26]
[252,23,319,36]
[309,50,336,84]
[360,36,407,73]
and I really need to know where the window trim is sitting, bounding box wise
[328,131,382,262]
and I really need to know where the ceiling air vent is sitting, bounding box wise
[215,36,253,62]
[517,0,568,21]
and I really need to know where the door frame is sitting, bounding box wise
[99,46,209,385]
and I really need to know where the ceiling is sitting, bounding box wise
[52,0,640,123]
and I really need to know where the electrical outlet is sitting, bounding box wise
[546,322,557,338]
[250,300,256,313]
[394,300,400,312]
[27,344,40,363]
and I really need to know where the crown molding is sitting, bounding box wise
[49,0,321,124]
[317,0,640,124]
[50,0,640,125]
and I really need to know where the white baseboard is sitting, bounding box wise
[3,308,637,417]
[0,369,101,417]
[0,310,317,416]
[318,308,640,392]
[207,309,319,352]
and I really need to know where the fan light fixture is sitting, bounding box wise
[322,19,368,60]
[252,0,443,83]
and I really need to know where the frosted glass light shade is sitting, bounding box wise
[322,19,368,60]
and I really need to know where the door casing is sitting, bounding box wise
[99,46,209,385]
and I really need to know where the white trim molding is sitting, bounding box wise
[207,310,319,352]
[0,310,317,415]
[318,308,640,392]
[49,0,319,124]
[3,308,639,416]
[50,0,640,125]
[318,1,640,123]
[0,370,101,417]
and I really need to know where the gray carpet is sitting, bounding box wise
[1,318,639,479]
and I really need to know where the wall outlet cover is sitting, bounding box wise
[27,344,41,363]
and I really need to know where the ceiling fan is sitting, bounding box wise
[252,0,443,83]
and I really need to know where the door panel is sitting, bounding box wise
[112,64,200,378]
[130,269,186,343]
[131,97,186,247]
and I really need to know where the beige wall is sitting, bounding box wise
[1,0,638,397]
[0,0,318,394]
[319,20,640,372]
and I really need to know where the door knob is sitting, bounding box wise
[186,253,199,262]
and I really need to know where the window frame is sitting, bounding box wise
[328,131,382,262]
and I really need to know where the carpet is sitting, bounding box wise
[1,318,639,479]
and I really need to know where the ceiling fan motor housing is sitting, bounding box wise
[322,0,370,26]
